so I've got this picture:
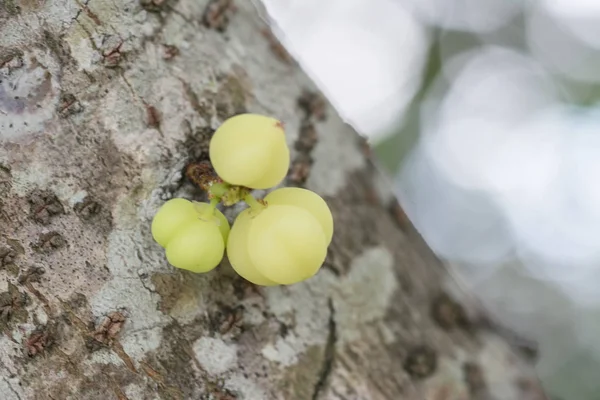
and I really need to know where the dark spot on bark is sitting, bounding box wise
[146,104,161,128]
[288,94,323,187]
[42,30,74,67]
[18,265,46,284]
[260,27,293,65]
[74,197,102,220]
[297,90,327,121]
[162,44,179,60]
[230,275,263,300]
[0,48,23,73]
[0,244,17,268]
[464,362,487,394]
[0,0,21,17]
[68,292,89,310]
[278,321,289,338]
[203,0,236,32]
[0,283,29,331]
[84,335,106,352]
[23,324,54,357]
[404,345,437,379]
[288,154,312,186]
[430,292,469,330]
[211,304,244,336]
[140,0,174,12]
[32,231,67,253]
[92,311,126,345]
[57,92,84,117]
[210,387,238,400]
[101,38,125,68]
[28,189,64,225]
[295,121,318,152]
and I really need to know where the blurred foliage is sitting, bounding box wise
[372,37,441,174]
[374,22,600,176]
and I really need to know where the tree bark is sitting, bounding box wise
[0,1,546,399]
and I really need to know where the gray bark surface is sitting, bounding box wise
[0,1,546,399]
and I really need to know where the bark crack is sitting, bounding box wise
[312,298,337,400]
[2,377,22,400]
[72,0,93,24]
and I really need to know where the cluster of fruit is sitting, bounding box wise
[151,114,333,286]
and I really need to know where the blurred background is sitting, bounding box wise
[259,0,600,399]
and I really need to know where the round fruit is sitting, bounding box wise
[226,209,279,286]
[151,198,198,248]
[165,220,225,273]
[264,187,334,244]
[209,114,290,189]
[151,198,230,273]
[226,191,330,286]
[248,205,327,285]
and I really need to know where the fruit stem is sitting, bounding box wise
[244,194,266,212]
[208,197,219,209]
[198,197,219,220]
[209,182,230,198]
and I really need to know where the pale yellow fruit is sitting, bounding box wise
[152,198,230,273]
[151,198,197,248]
[264,187,334,244]
[247,205,327,285]
[193,202,230,243]
[226,209,279,286]
[209,114,290,189]
[165,220,225,273]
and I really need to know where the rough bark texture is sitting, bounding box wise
[0,1,546,399]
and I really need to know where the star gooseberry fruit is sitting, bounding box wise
[151,198,230,273]
[226,187,334,285]
[209,113,290,189]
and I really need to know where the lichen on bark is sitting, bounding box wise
[0,1,547,399]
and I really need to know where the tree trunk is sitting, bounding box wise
[0,1,546,399]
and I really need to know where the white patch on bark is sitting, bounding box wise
[225,373,269,400]
[193,337,238,376]
[68,190,89,208]
[423,357,470,400]
[333,246,397,344]
[0,337,20,378]
[260,270,337,366]
[0,376,24,400]
[125,383,160,400]
[84,350,124,367]
[261,247,396,366]
[0,2,79,48]
[306,113,366,196]
[9,160,86,204]
[121,326,163,361]
[477,333,527,399]
[0,47,61,142]
[90,227,169,333]
[261,336,303,367]
[64,32,97,72]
